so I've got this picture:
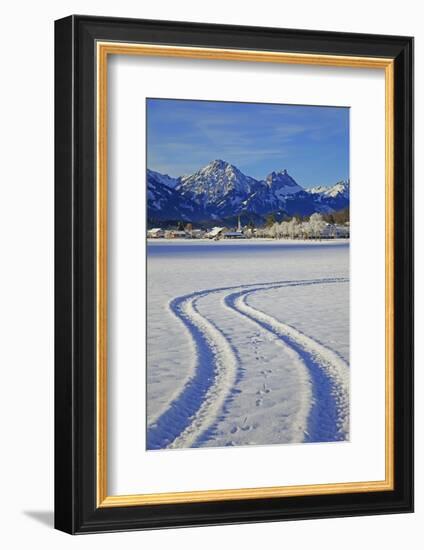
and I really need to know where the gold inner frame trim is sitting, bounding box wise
[96,41,395,508]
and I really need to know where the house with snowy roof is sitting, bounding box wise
[205,227,228,239]
[147,228,164,238]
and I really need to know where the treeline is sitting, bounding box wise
[322,207,349,225]
[264,207,349,228]
[149,207,350,233]
[256,212,349,239]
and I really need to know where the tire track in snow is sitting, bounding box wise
[226,282,349,442]
[147,277,348,449]
[147,289,239,449]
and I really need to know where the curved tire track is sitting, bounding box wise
[226,282,349,441]
[147,277,348,449]
[146,289,238,449]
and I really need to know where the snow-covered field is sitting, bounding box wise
[147,239,349,450]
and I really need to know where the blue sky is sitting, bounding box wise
[146,98,349,188]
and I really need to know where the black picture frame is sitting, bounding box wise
[55,14,414,534]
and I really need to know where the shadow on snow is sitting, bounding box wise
[147,277,348,450]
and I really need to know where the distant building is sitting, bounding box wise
[147,228,164,238]
[321,224,334,238]
[224,231,246,239]
[236,215,242,232]
[205,227,228,239]
[165,229,187,239]
[189,228,206,239]
[321,223,349,239]
[333,224,349,238]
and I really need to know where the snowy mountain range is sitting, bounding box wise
[147,160,349,225]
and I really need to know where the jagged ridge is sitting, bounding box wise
[147,160,349,224]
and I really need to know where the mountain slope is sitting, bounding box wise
[147,169,201,222]
[147,169,180,189]
[177,159,261,217]
[147,161,349,224]
[307,181,350,212]
[243,169,308,216]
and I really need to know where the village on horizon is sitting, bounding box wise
[147,212,350,241]
[147,159,350,241]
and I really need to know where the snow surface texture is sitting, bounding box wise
[147,240,349,450]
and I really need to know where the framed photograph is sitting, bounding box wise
[54,15,413,534]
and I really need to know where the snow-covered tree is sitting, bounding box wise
[300,220,312,239]
[288,217,299,239]
[270,222,282,239]
[309,213,325,238]
[279,220,289,238]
